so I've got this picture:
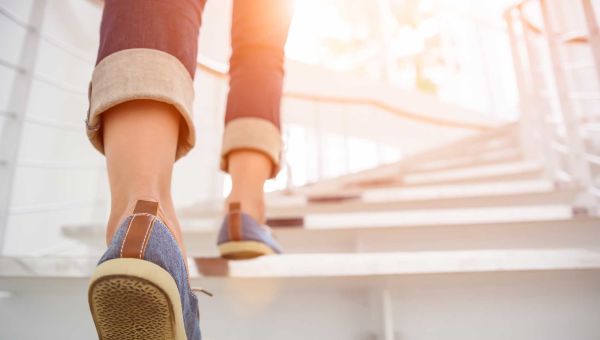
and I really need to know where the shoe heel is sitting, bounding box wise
[218,241,276,260]
[88,258,187,340]
[219,202,277,260]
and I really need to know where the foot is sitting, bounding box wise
[88,200,202,340]
[217,202,282,259]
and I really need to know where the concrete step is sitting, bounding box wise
[349,161,543,189]
[298,204,573,229]
[262,182,579,217]
[62,215,600,257]
[2,247,599,279]
[184,179,572,220]
[193,248,600,278]
[405,147,522,174]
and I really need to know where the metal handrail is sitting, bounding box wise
[511,1,544,34]
[195,60,494,132]
[506,0,591,44]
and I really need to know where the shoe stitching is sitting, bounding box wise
[119,215,135,257]
[139,215,157,259]
[125,212,198,297]
[134,212,179,248]
[150,217,197,295]
[130,212,158,218]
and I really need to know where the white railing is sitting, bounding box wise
[505,0,600,214]
[197,53,499,190]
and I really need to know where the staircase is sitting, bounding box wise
[48,122,595,266]
[173,122,600,277]
[32,122,598,340]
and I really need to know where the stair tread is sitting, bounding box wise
[406,148,521,173]
[66,210,597,237]
[404,161,541,182]
[301,205,573,229]
[184,180,575,218]
[62,216,600,258]
[272,179,558,202]
[361,179,559,201]
[193,248,600,277]
[264,187,579,216]
[3,248,599,278]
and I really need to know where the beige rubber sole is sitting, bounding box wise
[218,241,275,260]
[88,258,187,340]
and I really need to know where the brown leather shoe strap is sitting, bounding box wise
[120,200,159,259]
[228,202,242,241]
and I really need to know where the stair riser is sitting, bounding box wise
[266,191,578,217]
[178,219,600,256]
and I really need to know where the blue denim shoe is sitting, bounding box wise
[88,200,202,340]
[217,202,282,259]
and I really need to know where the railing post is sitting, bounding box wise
[375,0,396,84]
[518,8,560,181]
[340,104,350,174]
[581,0,600,84]
[540,0,595,207]
[580,0,600,210]
[505,9,537,162]
[283,131,294,191]
[212,77,226,209]
[0,0,47,254]
[313,100,324,181]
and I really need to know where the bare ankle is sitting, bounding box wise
[225,194,266,224]
[105,196,182,248]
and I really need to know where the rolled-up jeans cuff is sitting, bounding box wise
[86,48,196,160]
[220,117,282,178]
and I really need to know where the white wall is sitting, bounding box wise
[0,0,233,256]
[0,0,105,256]
[2,270,600,340]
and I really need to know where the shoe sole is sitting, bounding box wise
[218,241,275,260]
[88,258,187,340]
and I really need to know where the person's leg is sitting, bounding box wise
[226,150,272,223]
[221,0,295,223]
[103,100,184,249]
[86,2,205,337]
[87,0,205,250]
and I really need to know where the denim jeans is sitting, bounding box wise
[86,0,293,178]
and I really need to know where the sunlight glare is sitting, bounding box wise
[286,0,356,64]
